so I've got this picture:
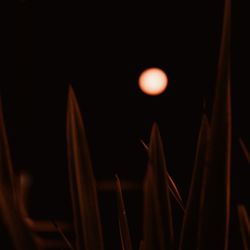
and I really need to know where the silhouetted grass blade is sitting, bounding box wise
[115,175,133,250]
[0,190,38,250]
[179,115,210,250]
[0,98,17,204]
[239,138,250,165]
[51,220,74,249]
[167,174,185,211]
[140,139,184,211]
[66,86,104,250]
[143,166,158,250]
[237,205,250,250]
[197,0,231,249]
[143,123,174,250]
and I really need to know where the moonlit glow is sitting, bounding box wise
[138,68,168,96]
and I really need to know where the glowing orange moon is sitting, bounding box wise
[138,68,168,95]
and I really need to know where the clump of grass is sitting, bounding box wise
[1,0,248,249]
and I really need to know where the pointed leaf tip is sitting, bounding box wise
[68,84,74,95]
[115,175,133,250]
[141,138,184,211]
[143,123,174,250]
[151,122,160,138]
[66,87,104,250]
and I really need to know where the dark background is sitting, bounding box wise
[2,0,249,249]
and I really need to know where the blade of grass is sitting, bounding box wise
[167,174,185,211]
[66,85,104,250]
[115,175,133,250]
[197,0,231,249]
[178,114,210,250]
[143,165,159,250]
[140,139,184,211]
[143,123,174,250]
[239,138,250,165]
[237,205,250,250]
[51,220,74,250]
[0,98,17,204]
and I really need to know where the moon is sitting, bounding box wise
[138,68,168,96]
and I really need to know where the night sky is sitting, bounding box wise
[3,0,250,249]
